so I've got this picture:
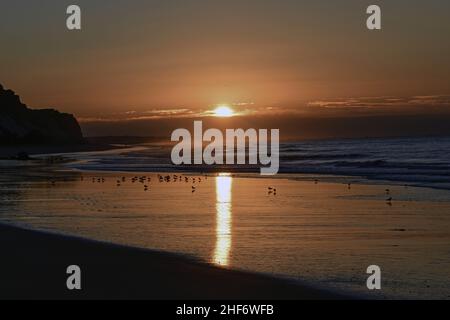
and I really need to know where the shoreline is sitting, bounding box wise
[0,143,127,159]
[2,141,449,191]
[69,165,450,192]
[0,222,350,300]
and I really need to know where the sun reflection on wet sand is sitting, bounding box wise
[213,173,233,266]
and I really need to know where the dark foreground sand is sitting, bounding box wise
[0,223,346,300]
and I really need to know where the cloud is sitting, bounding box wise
[307,95,450,109]
[79,108,196,122]
[78,95,450,124]
[79,103,258,122]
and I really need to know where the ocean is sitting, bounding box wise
[66,136,450,189]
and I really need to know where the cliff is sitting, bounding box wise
[0,84,84,144]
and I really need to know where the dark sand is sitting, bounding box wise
[0,223,346,300]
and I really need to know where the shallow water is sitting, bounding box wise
[59,136,450,190]
[1,165,449,299]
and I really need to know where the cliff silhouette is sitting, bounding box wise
[0,84,84,144]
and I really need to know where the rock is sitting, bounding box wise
[0,84,84,144]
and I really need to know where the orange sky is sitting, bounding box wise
[1,0,450,138]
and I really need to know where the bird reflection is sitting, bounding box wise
[213,173,233,266]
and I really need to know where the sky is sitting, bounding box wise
[1,0,450,139]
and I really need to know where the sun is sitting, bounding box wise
[213,105,234,117]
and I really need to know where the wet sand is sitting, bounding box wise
[0,222,344,300]
[1,167,450,299]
